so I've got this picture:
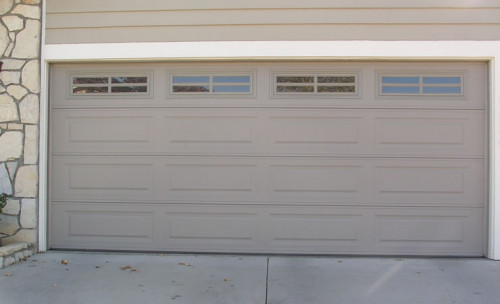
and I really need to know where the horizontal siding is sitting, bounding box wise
[46,25,500,44]
[45,1,500,44]
[46,9,500,28]
[46,0,500,12]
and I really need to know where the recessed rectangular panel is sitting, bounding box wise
[373,111,484,157]
[69,164,153,191]
[377,167,464,194]
[165,164,258,200]
[270,214,362,242]
[271,165,361,194]
[167,165,254,191]
[166,212,257,243]
[377,118,465,145]
[373,159,483,206]
[165,116,257,146]
[69,117,151,143]
[376,216,465,243]
[69,211,153,238]
[270,116,362,145]
[51,110,157,153]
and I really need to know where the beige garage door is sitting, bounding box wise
[49,62,487,256]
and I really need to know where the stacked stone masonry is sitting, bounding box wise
[0,242,34,268]
[0,0,41,250]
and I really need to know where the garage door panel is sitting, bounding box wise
[53,109,483,158]
[376,216,465,243]
[373,159,484,206]
[51,157,157,201]
[373,110,484,157]
[372,208,484,255]
[163,162,261,201]
[50,203,156,249]
[51,109,159,153]
[50,202,483,255]
[68,212,154,238]
[53,156,482,207]
[268,115,364,146]
[163,110,262,152]
[163,212,258,245]
[268,213,364,245]
[268,164,364,203]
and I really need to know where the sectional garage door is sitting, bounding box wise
[49,62,487,256]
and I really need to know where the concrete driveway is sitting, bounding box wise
[0,252,499,304]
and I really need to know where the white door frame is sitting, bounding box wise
[39,40,500,259]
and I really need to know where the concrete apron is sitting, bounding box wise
[0,252,499,304]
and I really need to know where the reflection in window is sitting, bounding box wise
[173,85,210,93]
[274,73,357,95]
[170,74,252,95]
[71,75,149,95]
[380,75,463,96]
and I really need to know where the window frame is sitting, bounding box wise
[270,71,361,99]
[166,71,256,98]
[377,71,467,99]
[67,71,153,99]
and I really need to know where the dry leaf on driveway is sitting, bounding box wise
[178,262,192,267]
[4,272,12,277]
[60,260,69,265]
[120,265,139,272]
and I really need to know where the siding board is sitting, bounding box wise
[46,0,500,13]
[46,24,500,44]
[46,9,500,29]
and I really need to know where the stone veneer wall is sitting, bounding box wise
[0,0,41,248]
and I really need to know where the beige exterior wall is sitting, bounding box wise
[45,0,500,44]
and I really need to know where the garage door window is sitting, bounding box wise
[168,72,254,97]
[71,74,151,96]
[272,72,359,97]
[379,74,464,96]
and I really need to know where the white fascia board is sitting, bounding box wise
[40,40,500,260]
[43,41,499,61]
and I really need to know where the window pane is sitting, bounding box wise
[382,76,420,84]
[73,77,108,84]
[277,85,314,93]
[213,76,250,83]
[318,86,355,93]
[111,86,148,93]
[173,76,209,83]
[213,85,250,93]
[382,86,420,94]
[277,76,314,83]
[112,77,148,84]
[423,77,461,84]
[318,76,355,83]
[173,85,210,93]
[423,86,462,94]
[72,86,108,94]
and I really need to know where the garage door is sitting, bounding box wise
[49,62,487,256]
